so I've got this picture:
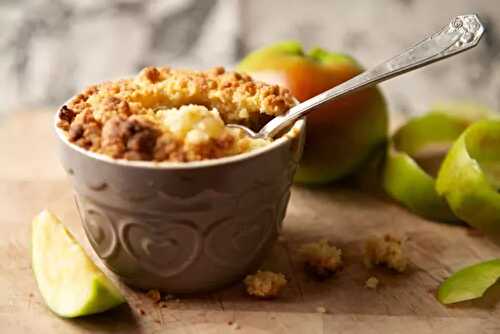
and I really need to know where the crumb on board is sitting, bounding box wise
[244,271,287,298]
[139,309,146,315]
[146,289,161,303]
[164,294,175,301]
[364,234,407,273]
[316,306,327,314]
[299,239,343,279]
[146,289,179,307]
[365,276,379,289]
[227,321,241,330]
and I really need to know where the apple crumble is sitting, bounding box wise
[244,271,287,298]
[299,239,343,279]
[364,234,408,272]
[57,66,296,162]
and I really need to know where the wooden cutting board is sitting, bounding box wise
[1,112,499,333]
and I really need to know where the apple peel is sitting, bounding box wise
[383,102,495,222]
[436,119,500,240]
[438,259,500,304]
[383,112,472,222]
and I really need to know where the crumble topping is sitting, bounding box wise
[57,66,296,162]
[299,239,343,279]
[364,234,408,272]
[244,271,287,298]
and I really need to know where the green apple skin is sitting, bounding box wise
[383,102,496,223]
[383,147,456,222]
[383,112,473,223]
[237,41,388,184]
[436,120,500,241]
[438,259,500,304]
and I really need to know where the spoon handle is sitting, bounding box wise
[260,14,485,138]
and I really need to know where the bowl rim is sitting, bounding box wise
[54,107,305,170]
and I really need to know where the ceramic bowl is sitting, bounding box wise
[55,113,305,293]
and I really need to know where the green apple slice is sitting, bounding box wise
[32,210,125,317]
[436,120,500,240]
[438,259,500,304]
[383,103,493,223]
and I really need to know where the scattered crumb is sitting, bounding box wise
[364,234,408,272]
[244,271,287,298]
[164,294,175,301]
[365,276,379,289]
[146,289,178,308]
[139,309,146,315]
[146,289,161,303]
[29,293,34,297]
[299,239,343,279]
[154,320,161,324]
[228,321,241,330]
[316,306,327,314]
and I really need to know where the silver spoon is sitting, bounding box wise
[228,14,485,139]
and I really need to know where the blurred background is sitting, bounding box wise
[1,0,499,119]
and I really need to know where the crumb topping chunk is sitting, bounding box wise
[365,276,379,289]
[299,239,343,279]
[364,234,408,272]
[244,271,287,298]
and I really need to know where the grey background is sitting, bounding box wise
[1,0,499,117]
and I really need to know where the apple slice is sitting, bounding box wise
[32,210,125,317]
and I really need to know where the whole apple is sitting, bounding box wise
[237,41,388,184]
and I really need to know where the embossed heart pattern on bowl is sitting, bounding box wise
[55,111,305,293]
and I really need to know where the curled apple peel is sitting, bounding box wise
[437,119,500,240]
[383,103,493,223]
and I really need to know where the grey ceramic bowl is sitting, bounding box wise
[54,113,305,293]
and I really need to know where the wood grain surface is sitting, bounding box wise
[1,112,499,333]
